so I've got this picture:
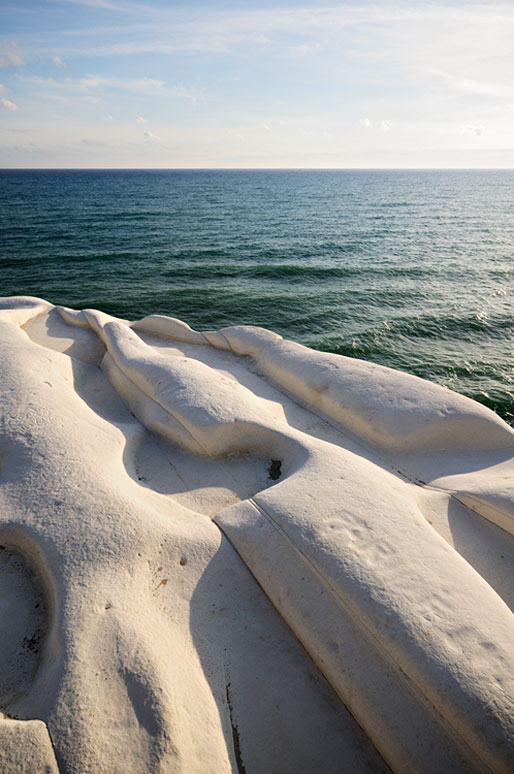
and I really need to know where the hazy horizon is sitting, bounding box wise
[2,166,514,171]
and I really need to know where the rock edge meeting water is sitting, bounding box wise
[1,168,513,423]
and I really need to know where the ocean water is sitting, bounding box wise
[0,169,513,423]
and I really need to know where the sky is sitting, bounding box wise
[1,0,514,168]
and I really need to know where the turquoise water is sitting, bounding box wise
[0,169,513,423]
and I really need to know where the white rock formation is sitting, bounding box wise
[0,295,513,773]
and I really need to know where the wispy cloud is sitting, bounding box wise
[131,78,164,90]
[26,4,514,61]
[359,118,371,128]
[429,70,514,99]
[128,78,202,102]
[16,73,202,102]
[135,116,147,124]
[462,125,483,137]
[0,125,32,134]
[52,55,66,67]
[0,42,24,68]
[1,97,18,111]
[79,74,107,90]
[144,129,159,142]
[42,93,70,103]
[54,0,138,11]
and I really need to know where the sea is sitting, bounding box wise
[0,169,513,424]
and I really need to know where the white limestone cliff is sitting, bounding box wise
[0,295,513,773]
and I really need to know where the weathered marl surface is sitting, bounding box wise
[1,295,513,773]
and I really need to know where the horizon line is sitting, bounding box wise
[1,166,514,172]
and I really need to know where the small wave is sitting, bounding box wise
[162,262,430,282]
[386,313,514,341]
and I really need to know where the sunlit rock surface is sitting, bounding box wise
[1,295,513,773]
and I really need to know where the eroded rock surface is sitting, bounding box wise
[0,295,513,773]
